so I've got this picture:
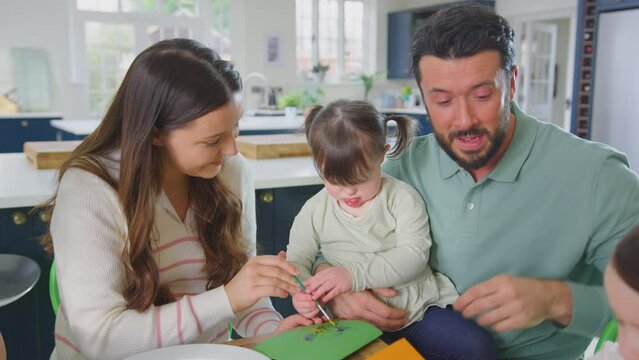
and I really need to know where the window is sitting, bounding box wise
[296,0,371,83]
[72,0,230,116]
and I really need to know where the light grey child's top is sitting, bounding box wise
[287,176,458,326]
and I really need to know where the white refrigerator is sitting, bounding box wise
[591,8,639,171]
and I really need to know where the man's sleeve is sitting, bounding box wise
[560,152,639,337]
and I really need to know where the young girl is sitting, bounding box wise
[591,224,639,360]
[286,100,497,359]
[39,39,310,360]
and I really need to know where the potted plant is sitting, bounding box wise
[401,86,414,108]
[311,63,329,82]
[300,87,325,108]
[278,91,304,118]
[359,71,383,101]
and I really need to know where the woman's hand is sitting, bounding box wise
[274,314,322,333]
[305,266,353,303]
[225,251,301,313]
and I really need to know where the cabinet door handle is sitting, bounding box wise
[20,120,29,127]
[12,211,27,226]
[260,191,274,204]
[39,209,52,223]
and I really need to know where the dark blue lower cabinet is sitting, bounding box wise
[0,208,55,360]
[0,118,59,153]
[0,185,324,354]
[255,185,324,317]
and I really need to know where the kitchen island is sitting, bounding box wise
[0,152,323,360]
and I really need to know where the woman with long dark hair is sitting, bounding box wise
[39,38,310,360]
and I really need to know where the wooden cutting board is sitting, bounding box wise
[24,141,81,169]
[237,134,311,159]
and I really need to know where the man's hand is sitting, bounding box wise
[327,288,408,331]
[454,275,573,332]
[305,266,353,303]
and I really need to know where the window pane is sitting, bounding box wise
[163,0,197,17]
[296,0,313,78]
[211,0,231,60]
[318,0,339,80]
[85,22,135,115]
[122,0,157,12]
[147,25,193,45]
[344,0,364,77]
[77,0,118,12]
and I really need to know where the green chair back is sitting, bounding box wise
[595,318,619,352]
[49,260,60,315]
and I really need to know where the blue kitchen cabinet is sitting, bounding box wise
[58,131,86,141]
[255,185,324,317]
[0,116,61,153]
[387,1,494,80]
[0,185,324,356]
[387,11,414,79]
[0,207,55,360]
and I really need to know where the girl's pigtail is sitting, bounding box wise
[384,115,419,158]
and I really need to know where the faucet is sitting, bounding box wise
[242,72,269,113]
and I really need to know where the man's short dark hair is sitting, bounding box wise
[411,3,515,82]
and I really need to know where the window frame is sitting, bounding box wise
[68,0,230,115]
[297,0,375,84]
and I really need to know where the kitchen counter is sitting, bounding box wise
[0,112,63,120]
[379,107,427,115]
[51,115,306,136]
[0,153,322,209]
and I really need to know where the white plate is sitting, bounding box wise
[123,344,269,360]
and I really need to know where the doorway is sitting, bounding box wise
[511,9,576,130]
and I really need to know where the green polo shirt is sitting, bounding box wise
[382,102,639,359]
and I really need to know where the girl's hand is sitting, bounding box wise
[292,292,320,318]
[225,251,301,313]
[275,314,321,333]
[305,266,353,303]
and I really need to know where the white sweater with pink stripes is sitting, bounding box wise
[50,154,282,360]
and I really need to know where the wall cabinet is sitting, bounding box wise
[0,207,55,360]
[387,11,414,79]
[387,1,494,80]
[0,116,60,153]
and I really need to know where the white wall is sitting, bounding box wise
[0,0,578,118]
[230,0,298,87]
[229,0,441,106]
[496,0,577,17]
[0,0,89,117]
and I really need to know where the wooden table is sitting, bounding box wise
[228,333,387,359]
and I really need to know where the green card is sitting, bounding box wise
[253,320,382,360]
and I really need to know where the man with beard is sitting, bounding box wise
[317,4,639,359]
